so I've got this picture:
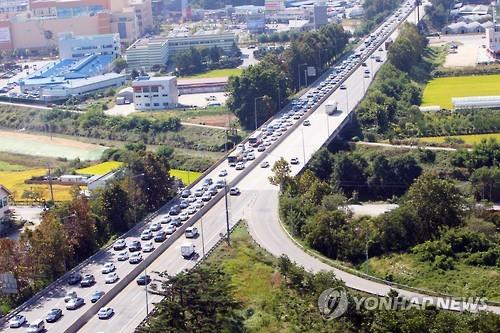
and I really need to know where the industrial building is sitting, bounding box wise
[486,24,500,58]
[20,54,126,100]
[126,37,169,69]
[0,0,153,52]
[132,76,178,110]
[58,32,121,59]
[126,31,236,69]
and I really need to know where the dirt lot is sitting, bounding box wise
[429,34,492,67]
[185,113,237,127]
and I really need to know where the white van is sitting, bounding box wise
[185,227,199,239]
[27,319,45,333]
[181,243,195,258]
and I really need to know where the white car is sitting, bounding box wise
[140,229,153,240]
[9,315,26,328]
[113,239,126,251]
[187,205,197,214]
[179,212,189,221]
[98,307,114,319]
[260,161,269,168]
[291,157,299,165]
[201,193,212,202]
[117,250,129,261]
[235,162,245,170]
[165,223,176,235]
[194,200,204,209]
[150,222,161,231]
[218,169,227,177]
[246,153,255,160]
[64,290,77,302]
[101,263,115,274]
[105,272,119,284]
[142,241,154,252]
[129,252,143,264]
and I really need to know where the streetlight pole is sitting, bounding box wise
[144,267,149,315]
[301,127,306,163]
[254,96,264,130]
[224,184,231,246]
[200,215,205,256]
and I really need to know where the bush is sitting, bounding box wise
[412,240,453,262]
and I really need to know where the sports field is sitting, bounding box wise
[0,131,107,160]
[77,161,123,175]
[421,74,500,110]
[419,133,500,145]
[0,168,73,202]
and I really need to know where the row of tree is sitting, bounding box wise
[172,45,242,76]
[0,146,176,311]
[228,23,350,129]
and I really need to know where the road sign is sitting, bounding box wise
[0,272,17,294]
[307,66,316,77]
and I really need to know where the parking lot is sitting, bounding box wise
[429,34,492,67]
[0,60,55,96]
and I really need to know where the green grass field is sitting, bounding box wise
[419,133,500,145]
[422,74,500,109]
[367,254,500,301]
[184,68,242,79]
[0,161,28,172]
[76,161,123,175]
[170,169,201,185]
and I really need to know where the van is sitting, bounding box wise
[27,319,45,333]
[185,227,199,238]
[181,243,195,258]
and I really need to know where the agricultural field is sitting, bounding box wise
[171,169,201,185]
[0,168,73,202]
[0,130,107,160]
[422,74,500,109]
[184,68,242,79]
[419,133,500,145]
[77,161,123,175]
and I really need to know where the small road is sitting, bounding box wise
[355,141,459,151]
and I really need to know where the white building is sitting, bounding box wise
[0,184,11,223]
[486,24,500,58]
[132,76,178,110]
[58,33,121,59]
[126,37,169,70]
[167,31,236,56]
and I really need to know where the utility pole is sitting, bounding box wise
[200,216,205,256]
[145,268,149,315]
[47,164,54,204]
[224,185,231,246]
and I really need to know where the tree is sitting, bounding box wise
[95,181,130,233]
[138,265,243,333]
[112,58,127,73]
[331,153,367,197]
[402,173,467,242]
[470,167,500,202]
[269,157,292,189]
[304,210,348,259]
[308,148,333,180]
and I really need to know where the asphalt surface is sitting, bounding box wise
[5,2,498,333]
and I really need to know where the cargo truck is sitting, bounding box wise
[325,100,338,115]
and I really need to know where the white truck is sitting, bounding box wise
[325,100,338,115]
[181,243,195,258]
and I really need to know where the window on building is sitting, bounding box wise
[142,87,150,93]
[151,86,159,92]
[163,102,168,106]
[153,94,159,97]
[2,197,7,208]
[153,103,159,107]
[145,103,150,107]
[162,94,168,97]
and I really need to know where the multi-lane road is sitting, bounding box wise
[6,2,497,332]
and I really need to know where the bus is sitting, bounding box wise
[248,130,263,147]
[228,147,244,165]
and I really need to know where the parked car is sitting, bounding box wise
[105,272,119,284]
[113,239,126,251]
[97,307,114,319]
[303,120,310,126]
[90,290,104,303]
[66,297,84,310]
[45,308,63,323]
[9,315,26,328]
[80,274,95,287]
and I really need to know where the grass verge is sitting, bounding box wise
[418,133,500,145]
[183,68,243,79]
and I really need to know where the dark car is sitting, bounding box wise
[80,274,96,287]
[67,272,82,285]
[154,230,167,242]
[128,240,142,252]
[90,290,105,303]
[46,308,63,323]
[168,205,181,215]
[136,274,151,285]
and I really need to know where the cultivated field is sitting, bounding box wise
[0,130,108,160]
[419,133,500,145]
[77,161,123,175]
[421,74,500,109]
[0,168,73,202]
[184,68,242,79]
[171,169,201,185]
